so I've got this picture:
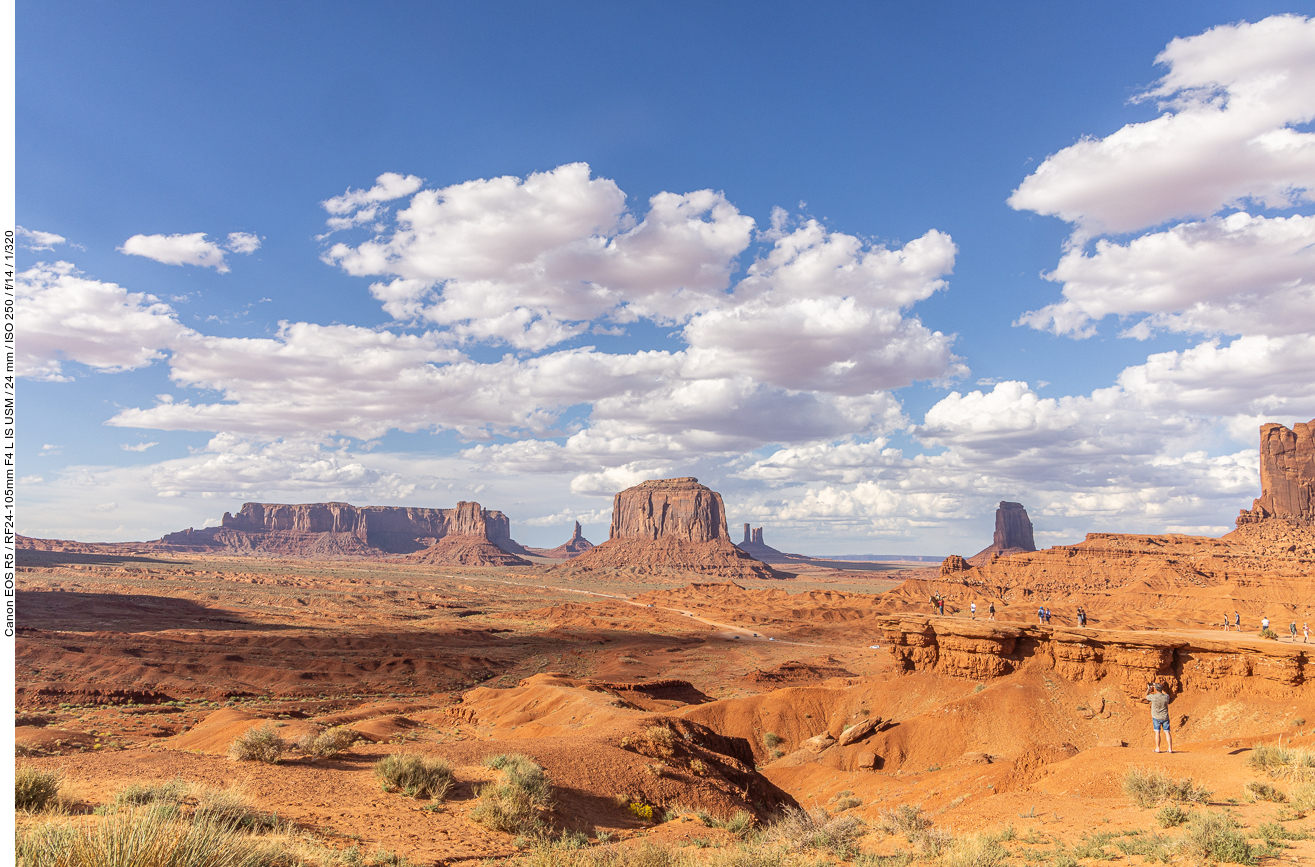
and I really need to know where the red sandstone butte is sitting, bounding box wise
[1238,418,1315,528]
[967,501,1038,566]
[557,478,781,579]
[736,524,788,562]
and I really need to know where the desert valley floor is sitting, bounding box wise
[16,519,1315,866]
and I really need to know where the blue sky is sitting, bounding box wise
[17,3,1315,555]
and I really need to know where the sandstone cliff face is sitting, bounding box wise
[558,478,780,579]
[877,615,1311,699]
[158,500,529,561]
[1238,419,1315,528]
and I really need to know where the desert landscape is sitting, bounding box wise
[11,420,1315,865]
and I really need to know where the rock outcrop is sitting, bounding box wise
[529,522,595,560]
[876,615,1313,699]
[1237,418,1315,528]
[156,501,531,562]
[556,478,781,579]
[968,501,1037,565]
[736,524,788,562]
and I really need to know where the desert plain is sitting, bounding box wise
[13,421,1315,866]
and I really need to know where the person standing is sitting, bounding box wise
[1292,622,1299,641]
[988,602,996,621]
[1235,611,1241,630]
[970,601,977,619]
[1262,615,1271,633]
[1304,622,1309,644]
[1037,606,1045,625]
[1144,682,1173,753]
[1222,614,1230,632]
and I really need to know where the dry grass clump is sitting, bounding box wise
[298,726,358,758]
[519,840,686,867]
[1178,810,1255,864]
[941,832,1008,867]
[645,725,676,757]
[1122,766,1212,808]
[16,805,274,867]
[15,766,62,812]
[228,723,287,764]
[876,803,932,839]
[1248,743,1315,781]
[472,753,555,835]
[374,753,455,801]
[765,806,864,855]
[1156,804,1190,827]
[100,777,190,814]
[1244,780,1286,802]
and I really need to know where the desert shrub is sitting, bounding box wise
[720,810,754,838]
[1260,628,1279,640]
[101,777,189,813]
[645,725,675,756]
[876,803,931,839]
[15,767,61,812]
[834,796,862,810]
[1257,821,1312,846]
[1122,766,1212,808]
[1156,804,1190,827]
[689,758,708,775]
[942,832,1008,867]
[298,725,358,758]
[374,753,454,801]
[1292,782,1315,811]
[766,806,864,854]
[1070,831,1113,860]
[1247,743,1315,781]
[762,732,781,748]
[15,805,274,867]
[913,827,953,858]
[471,753,554,835]
[852,855,914,867]
[629,802,656,821]
[1178,811,1255,865]
[1114,832,1174,862]
[1244,780,1286,802]
[228,723,286,764]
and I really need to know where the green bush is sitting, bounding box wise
[1114,832,1174,862]
[1156,804,1190,827]
[762,732,781,748]
[227,724,286,764]
[1260,628,1279,640]
[471,753,554,835]
[1179,811,1255,865]
[374,753,455,801]
[1122,766,1212,808]
[15,767,61,812]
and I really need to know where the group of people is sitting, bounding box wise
[1037,606,1053,625]
[929,594,999,620]
[1221,611,1311,642]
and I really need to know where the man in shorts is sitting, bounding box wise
[1144,682,1173,753]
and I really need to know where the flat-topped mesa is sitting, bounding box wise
[531,522,596,560]
[1238,419,1315,528]
[967,501,1037,566]
[736,524,788,562]
[159,500,531,562]
[557,478,783,579]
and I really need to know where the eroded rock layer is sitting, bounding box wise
[557,478,781,579]
[1238,418,1315,528]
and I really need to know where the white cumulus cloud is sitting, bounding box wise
[17,226,66,251]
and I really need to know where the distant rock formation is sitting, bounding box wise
[156,501,531,563]
[403,501,532,566]
[967,502,1037,566]
[940,554,971,575]
[529,522,596,560]
[736,524,787,562]
[556,478,781,579]
[1237,418,1315,528]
